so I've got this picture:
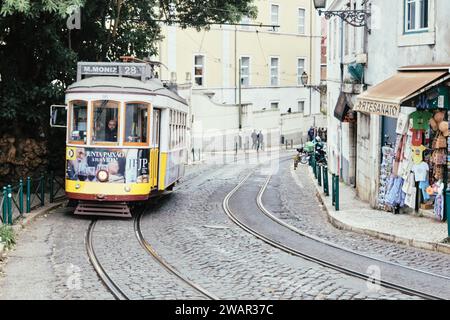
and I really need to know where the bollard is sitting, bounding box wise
[2,186,6,224]
[335,175,340,211]
[40,173,45,206]
[192,148,195,162]
[332,174,336,205]
[26,177,31,213]
[19,179,24,215]
[317,164,322,187]
[323,166,329,196]
[313,158,317,179]
[446,189,450,238]
[7,185,12,225]
[49,172,54,203]
[291,139,293,149]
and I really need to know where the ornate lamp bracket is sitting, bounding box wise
[318,9,371,31]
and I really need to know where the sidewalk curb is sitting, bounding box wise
[309,169,450,255]
[11,200,66,235]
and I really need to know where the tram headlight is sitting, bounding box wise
[96,170,109,183]
[75,184,80,189]
[124,186,131,192]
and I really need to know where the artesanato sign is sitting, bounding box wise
[354,99,400,118]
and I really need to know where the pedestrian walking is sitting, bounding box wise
[257,131,264,151]
[307,127,315,142]
[251,130,258,149]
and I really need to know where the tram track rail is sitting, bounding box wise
[223,170,447,300]
[134,210,219,300]
[258,174,450,282]
[84,151,292,300]
[85,220,130,300]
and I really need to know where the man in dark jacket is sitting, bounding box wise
[105,119,118,142]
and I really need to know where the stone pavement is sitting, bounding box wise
[307,167,450,254]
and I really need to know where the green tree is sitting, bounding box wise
[0,0,257,178]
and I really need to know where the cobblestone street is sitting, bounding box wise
[1,153,446,299]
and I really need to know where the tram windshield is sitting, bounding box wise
[124,103,149,144]
[69,100,88,143]
[92,100,120,143]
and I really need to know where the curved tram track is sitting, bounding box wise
[85,205,218,300]
[86,220,130,300]
[224,169,450,300]
[134,210,219,300]
[83,154,266,300]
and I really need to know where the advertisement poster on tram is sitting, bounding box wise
[66,147,149,184]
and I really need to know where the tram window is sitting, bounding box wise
[152,109,160,147]
[69,101,88,143]
[92,100,120,143]
[124,103,149,144]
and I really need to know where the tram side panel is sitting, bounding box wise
[157,107,187,190]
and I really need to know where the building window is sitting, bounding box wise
[270,57,279,86]
[271,4,279,31]
[405,0,428,32]
[194,55,204,86]
[297,58,305,86]
[298,101,305,113]
[270,102,279,109]
[240,57,250,86]
[298,8,305,34]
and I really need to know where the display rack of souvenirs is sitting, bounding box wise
[383,107,448,220]
[378,145,394,211]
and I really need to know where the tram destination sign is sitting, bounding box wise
[77,62,151,81]
[354,99,400,118]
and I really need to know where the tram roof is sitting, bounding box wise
[66,76,188,105]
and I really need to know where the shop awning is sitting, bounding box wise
[354,70,448,118]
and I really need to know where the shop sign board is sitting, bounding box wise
[354,99,400,118]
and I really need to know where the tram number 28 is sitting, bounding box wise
[122,66,138,75]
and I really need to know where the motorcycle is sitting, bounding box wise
[294,147,313,169]
[315,143,328,166]
[294,142,327,169]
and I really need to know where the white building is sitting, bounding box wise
[324,0,450,207]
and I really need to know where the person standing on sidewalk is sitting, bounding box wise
[251,130,258,149]
[257,131,264,151]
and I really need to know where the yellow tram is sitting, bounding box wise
[56,60,188,216]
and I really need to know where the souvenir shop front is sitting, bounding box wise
[354,66,450,222]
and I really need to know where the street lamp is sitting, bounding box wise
[301,71,309,87]
[313,0,326,9]
[301,71,326,93]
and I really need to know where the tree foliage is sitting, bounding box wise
[0,0,257,124]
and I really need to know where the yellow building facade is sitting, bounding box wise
[158,0,322,116]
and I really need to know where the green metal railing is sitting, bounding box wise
[1,172,65,225]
